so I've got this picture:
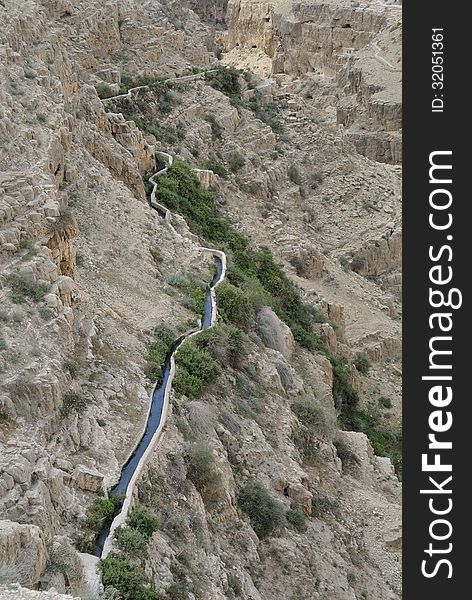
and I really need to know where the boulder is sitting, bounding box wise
[72,465,104,493]
[256,307,294,359]
[0,520,47,587]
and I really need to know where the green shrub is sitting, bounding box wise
[150,247,163,264]
[291,425,318,463]
[86,496,124,533]
[114,526,148,559]
[203,155,228,179]
[351,255,366,273]
[61,391,89,416]
[8,275,48,304]
[330,356,359,410]
[145,324,176,383]
[228,152,245,173]
[289,256,309,278]
[64,359,79,379]
[291,397,333,436]
[196,325,247,370]
[288,165,302,186]
[174,340,220,399]
[286,508,307,532]
[340,408,402,478]
[227,573,242,596]
[246,93,282,133]
[216,282,252,330]
[128,505,160,540]
[130,116,184,144]
[237,480,285,539]
[183,283,206,314]
[185,443,222,503]
[0,337,6,351]
[205,65,242,100]
[354,352,371,375]
[379,396,392,409]
[311,493,341,519]
[95,83,114,99]
[100,556,157,600]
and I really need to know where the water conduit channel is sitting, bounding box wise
[92,149,227,559]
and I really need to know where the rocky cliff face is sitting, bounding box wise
[222,0,402,164]
[190,0,229,28]
[0,1,401,599]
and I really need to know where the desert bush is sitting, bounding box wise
[340,408,402,477]
[379,396,392,409]
[205,65,242,100]
[100,556,157,600]
[238,480,285,538]
[227,573,242,596]
[311,493,341,519]
[47,208,75,232]
[0,336,6,351]
[286,508,307,532]
[8,275,48,304]
[86,496,124,533]
[291,396,334,438]
[228,152,245,173]
[330,356,359,411]
[203,155,228,179]
[174,341,220,399]
[291,424,318,463]
[196,325,247,370]
[128,505,160,540]
[145,324,176,383]
[288,165,302,185]
[216,282,252,330]
[114,526,148,559]
[246,93,282,133]
[290,256,309,278]
[150,247,163,264]
[64,359,79,379]
[185,442,222,503]
[354,352,371,375]
[61,391,89,416]
[351,255,366,273]
[183,284,206,314]
[95,83,114,99]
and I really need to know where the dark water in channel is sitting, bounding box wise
[93,257,223,557]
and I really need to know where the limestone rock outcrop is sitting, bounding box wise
[256,306,295,359]
[0,521,47,588]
